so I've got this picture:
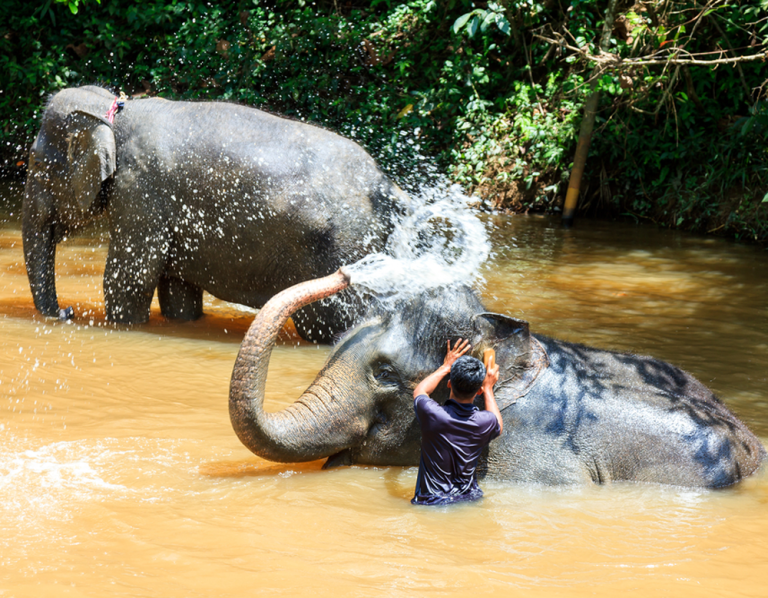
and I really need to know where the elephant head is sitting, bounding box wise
[22,86,116,318]
[229,271,533,467]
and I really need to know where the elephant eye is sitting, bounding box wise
[374,363,397,383]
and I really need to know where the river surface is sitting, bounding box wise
[1,180,767,597]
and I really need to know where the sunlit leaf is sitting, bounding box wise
[452,13,472,35]
[396,104,413,119]
[481,11,496,33]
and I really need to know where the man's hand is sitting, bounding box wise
[413,338,471,399]
[481,359,499,395]
[480,353,503,434]
[443,338,471,369]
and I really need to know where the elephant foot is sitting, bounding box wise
[105,304,150,325]
[158,276,203,321]
[58,306,75,321]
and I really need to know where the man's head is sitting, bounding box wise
[449,355,486,401]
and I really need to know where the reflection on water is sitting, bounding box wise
[1,179,768,596]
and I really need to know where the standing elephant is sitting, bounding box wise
[23,86,405,341]
[229,271,766,488]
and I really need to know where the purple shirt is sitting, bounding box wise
[412,394,501,506]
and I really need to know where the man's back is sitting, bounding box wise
[412,395,501,505]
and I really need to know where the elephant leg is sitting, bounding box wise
[158,276,203,320]
[103,233,167,324]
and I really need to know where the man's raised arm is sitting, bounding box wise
[481,357,503,434]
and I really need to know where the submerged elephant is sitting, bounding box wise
[23,86,405,341]
[229,271,766,488]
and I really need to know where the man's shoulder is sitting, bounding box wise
[414,395,450,421]
[472,409,497,424]
[415,394,440,413]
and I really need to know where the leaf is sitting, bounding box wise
[497,17,511,35]
[452,13,472,35]
[396,104,413,119]
[762,192,768,203]
[481,10,496,32]
[468,15,479,38]
[34,0,53,16]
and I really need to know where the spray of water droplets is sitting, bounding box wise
[342,181,491,307]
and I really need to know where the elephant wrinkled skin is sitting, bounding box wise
[23,86,405,341]
[230,273,766,488]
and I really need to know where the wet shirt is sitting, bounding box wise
[412,395,501,506]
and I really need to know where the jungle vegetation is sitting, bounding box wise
[1,0,767,242]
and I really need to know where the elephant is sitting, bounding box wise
[23,85,406,341]
[229,271,766,488]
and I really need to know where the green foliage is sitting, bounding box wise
[54,0,101,15]
[582,1,768,242]
[452,2,510,38]
[0,0,766,241]
[34,0,101,24]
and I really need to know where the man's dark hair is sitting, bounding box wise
[449,355,486,400]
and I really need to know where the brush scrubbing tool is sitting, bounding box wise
[483,349,495,373]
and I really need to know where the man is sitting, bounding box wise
[411,338,503,506]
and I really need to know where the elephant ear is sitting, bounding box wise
[471,312,533,368]
[471,313,547,410]
[65,111,116,212]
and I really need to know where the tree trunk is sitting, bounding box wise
[562,0,619,227]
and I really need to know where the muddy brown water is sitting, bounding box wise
[1,180,767,596]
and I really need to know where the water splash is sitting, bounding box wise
[342,181,490,306]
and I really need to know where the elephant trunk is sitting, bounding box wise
[22,176,60,318]
[230,270,367,462]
